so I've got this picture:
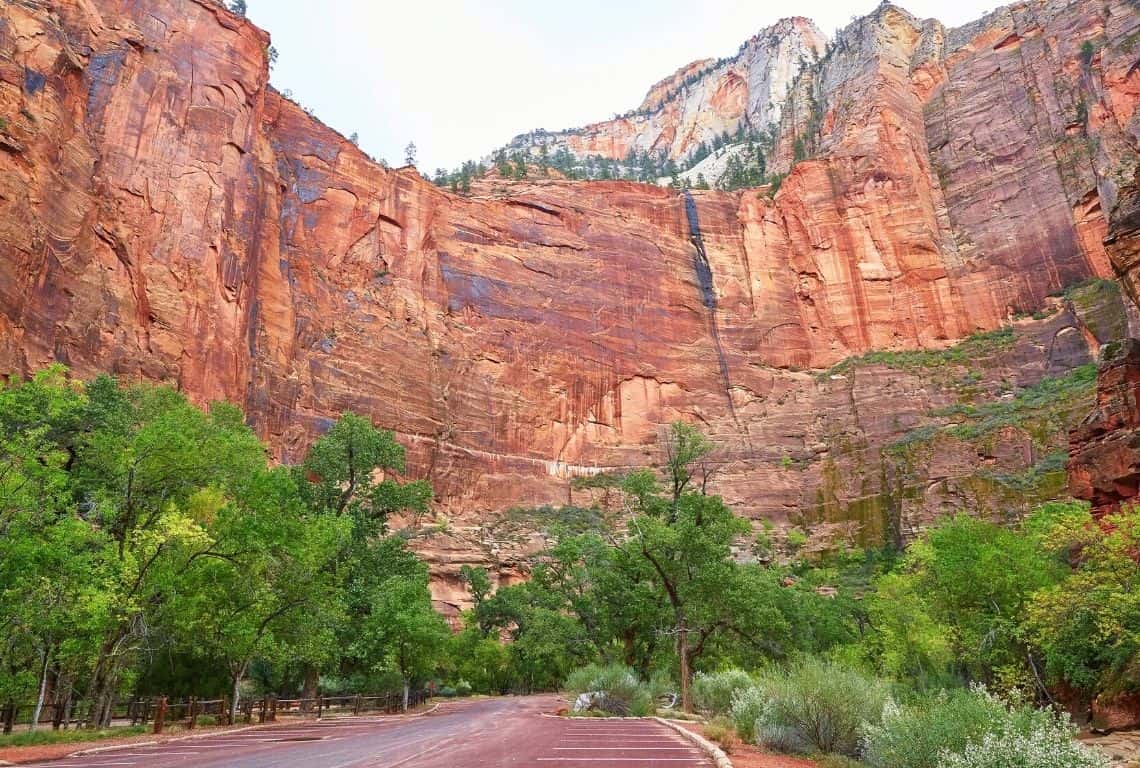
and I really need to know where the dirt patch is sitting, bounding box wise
[672,721,819,768]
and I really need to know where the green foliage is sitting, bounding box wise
[937,365,1096,441]
[1026,507,1140,707]
[446,626,510,694]
[867,514,1065,690]
[827,328,1016,377]
[1080,40,1096,67]
[751,659,888,757]
[564,663,647,715]
[692,669,755,716]
[863,688,1010,768]
[0,367,442,723]
[940,704,1106,768]
[729,684,767,743]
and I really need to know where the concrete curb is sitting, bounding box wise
[654,717,733,768]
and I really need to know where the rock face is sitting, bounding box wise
[1069,339,1140,516]
[502,18,827,164]
[0,0,1137,607]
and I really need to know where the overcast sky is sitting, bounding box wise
[247,0,1000,171]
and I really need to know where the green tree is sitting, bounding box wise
[611,423,751,710]
[1027,504,1140,713]
[869,514,1065,695]
[173,468,349,722]
[355,570,449,710]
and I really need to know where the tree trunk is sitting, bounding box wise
[402,678,409,712]
[677,616,692,713]
[230,663,246,726]
[301,666,318,713]
[87,654,117,729]
[87,628,130,728]
[30,647,50,732]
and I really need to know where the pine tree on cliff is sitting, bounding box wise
[404,142,417,167]
[228,0,247,17]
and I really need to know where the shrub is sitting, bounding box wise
[816,756,866,768]
[865,686,1108,768]
[939,707,1107,768]
[647,669,676,701]
[454,679,473,697]
[692,669,754,716]
[863,687,1007,768]
[753,659,888,757]
[730,684,767,743]
[564,663,650,716]
[703,717,739,754]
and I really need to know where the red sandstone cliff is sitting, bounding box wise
[1,0,1137,608]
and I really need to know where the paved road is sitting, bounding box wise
[20,697,711,767]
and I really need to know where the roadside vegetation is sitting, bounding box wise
[1,366,444,728]
[450,424,1127,766]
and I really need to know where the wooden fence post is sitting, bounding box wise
[257,698,266,724]
[316,695,323,719]
[269,697,277,722]
[187,697,198,730]
[153,696,167,735]
[353,694,361,716]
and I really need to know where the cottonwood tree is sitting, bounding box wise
[612,422,752,711]
[293,413,433,699]
[355,569,449,710]
[172,468,348,723]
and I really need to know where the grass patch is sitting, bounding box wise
[937,364,1096,441]
[823,328,1016,378]
[978,451,1069,493]
[0,726,147,748]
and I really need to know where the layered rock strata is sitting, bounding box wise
[0,0,1137,606]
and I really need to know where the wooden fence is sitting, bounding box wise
[0,690,431,735]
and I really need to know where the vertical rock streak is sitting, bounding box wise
[682,191,736,423]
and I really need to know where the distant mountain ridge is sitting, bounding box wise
[496,17,827,170]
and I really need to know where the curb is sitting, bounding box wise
[654,717,733,768]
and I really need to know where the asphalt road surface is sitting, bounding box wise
[20,696,712,767]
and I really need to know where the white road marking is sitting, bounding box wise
[537,759,703,762]
[554,746,699,750]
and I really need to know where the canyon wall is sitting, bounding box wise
[0,0,1137,609]
[501,18,827,164]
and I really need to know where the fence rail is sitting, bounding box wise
[0,690,431,735]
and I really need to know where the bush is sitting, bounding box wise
[703,717,739,754]
[730,684,767,743]
[692,669,754,716]
[863,687,1008,768]
[454,679,473,697]
[940,706,1106,768]
[865,686,1108,768]
[816,757,866,768]
[564,663,651,716]
[647,669,676,701]
[753,659,888,757]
